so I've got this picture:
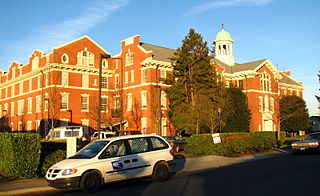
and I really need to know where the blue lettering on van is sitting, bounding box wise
[111,161,124,170]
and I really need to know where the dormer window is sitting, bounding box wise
[125,49,134,66]
[77,50,94,66]
[61,54,69,64]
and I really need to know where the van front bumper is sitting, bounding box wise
[46,176,80,189]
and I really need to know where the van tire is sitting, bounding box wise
[152,162,169,181]
[80,171,102,192]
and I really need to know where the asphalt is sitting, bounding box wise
[0,150,289,196]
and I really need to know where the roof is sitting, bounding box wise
[211,58,266,73]
[140,43,175,62]
[279,72,302,86]
[215,29,233,42]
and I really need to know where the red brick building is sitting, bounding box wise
[212,27,304,132]
[0,28,304,136]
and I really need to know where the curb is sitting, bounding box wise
[0,187,56,196]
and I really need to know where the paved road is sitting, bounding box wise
[27,152,320,196]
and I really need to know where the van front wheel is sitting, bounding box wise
[152,162,169,181]
[80,171,102,192]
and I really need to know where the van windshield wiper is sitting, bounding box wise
[68,154,91,159]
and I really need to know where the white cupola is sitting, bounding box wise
[214,24,235,66]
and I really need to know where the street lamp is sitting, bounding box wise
[98,54,111,138]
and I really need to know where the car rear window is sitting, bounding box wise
[150,137,169,150]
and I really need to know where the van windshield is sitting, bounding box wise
[69,140,109,159]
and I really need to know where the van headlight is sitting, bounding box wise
[62,169,77,176]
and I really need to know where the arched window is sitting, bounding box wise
[102,59,108,68]
[125,49,134,65]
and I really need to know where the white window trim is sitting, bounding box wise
[81,94,89,112]
[60,93,69,111]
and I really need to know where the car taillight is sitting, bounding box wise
[169,142,174,146]
[169,148,175,157]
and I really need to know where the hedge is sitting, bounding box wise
[184,132,283,156]
[0,133,41,178]
[41,150,66,176]
[38,140,66,176]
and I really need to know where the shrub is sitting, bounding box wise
[38,140,66,176]
[41,150,66,176]
[0,133,41,178]
[184,132,278,156]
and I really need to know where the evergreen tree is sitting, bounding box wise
[280,95,309,133]
[221,86,251,132]
[165,29,219,134]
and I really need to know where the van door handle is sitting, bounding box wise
[124,160,130,164]
[132,159,138,162]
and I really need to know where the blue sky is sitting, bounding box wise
[0,0,319,115]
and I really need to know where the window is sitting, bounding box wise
[18,122,23,131]
[127,93,132,111]
[258,96,263,112]
[44,94,49,111]
[128,138,149,154]
[101,77,108,89]
[115,59,119,69]
[28,98,32,114]
[10,102,14,116]
[27,121,32,131]
[45,73,50,87]
[114,95,120,110]
[12,68,16,79]
[160,69,166,79]
[18,100,24,115]
[264,95,269,112]
[141,117,147,134]
[82,74,89,88]
[141,91,147,109]
[115,75,120,89]
[19,82,23,94]
[61,54,69,64]
[141,69,147,83]
[36,95,41,112]
[32,56,39,70]
[61,71,68,86]
[161,91,166,109]
[102,59,108,68]
[11,85,14,97]
[131,70,135,82]
[270,97,274,112]
[260,72,271,92]
[125,49,134,65]
[101,96,108,112]
[60,93,69,110]
[150,137,169,150]
[77,50,94,66]
[125,72,128,84]
[81,95,89,111]
[161,118,167,136]
[101,140,127,158]
[29,79,32,92]
[37,76,41,89]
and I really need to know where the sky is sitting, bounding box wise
[0,0,319,116]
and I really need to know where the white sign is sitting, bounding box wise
[212,133,221,144]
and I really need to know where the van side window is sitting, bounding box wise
[127,138,149,154]
[150,137,169,150]
[99,140,127,159]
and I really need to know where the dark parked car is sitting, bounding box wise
[291,132,320,152]
[163,136,187,152]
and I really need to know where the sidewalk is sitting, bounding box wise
[0,150,289,196]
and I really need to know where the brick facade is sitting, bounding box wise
[0,30,304,137]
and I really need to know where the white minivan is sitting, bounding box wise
[46,135,175,192]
